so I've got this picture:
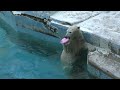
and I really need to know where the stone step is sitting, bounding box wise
[51,11,103,25]
[88,46,120,79]
[78,11,120,56]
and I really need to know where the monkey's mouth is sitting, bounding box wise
[60,36,70,45]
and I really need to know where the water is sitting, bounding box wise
[0,25,96,79]
[0,27,68,79]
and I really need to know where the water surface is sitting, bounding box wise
[0,27,67,79]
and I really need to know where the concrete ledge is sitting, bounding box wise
[13,11,68,38]
[88,47,120,79]
[51,11,103,25]
[77,12,120,56]
[12,11,57,19]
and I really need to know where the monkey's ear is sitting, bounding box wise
[77,26,80,29]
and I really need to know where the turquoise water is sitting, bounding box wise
[0,27,68,79]
[0,25,96,79]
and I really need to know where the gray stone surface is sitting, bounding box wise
[12,11,58,18]
[79,11,120,33]
[77,11,120,55]
[88,64,112,79]
[51,11,103,25]
[81,28,120,55]
[88,46,120,79]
